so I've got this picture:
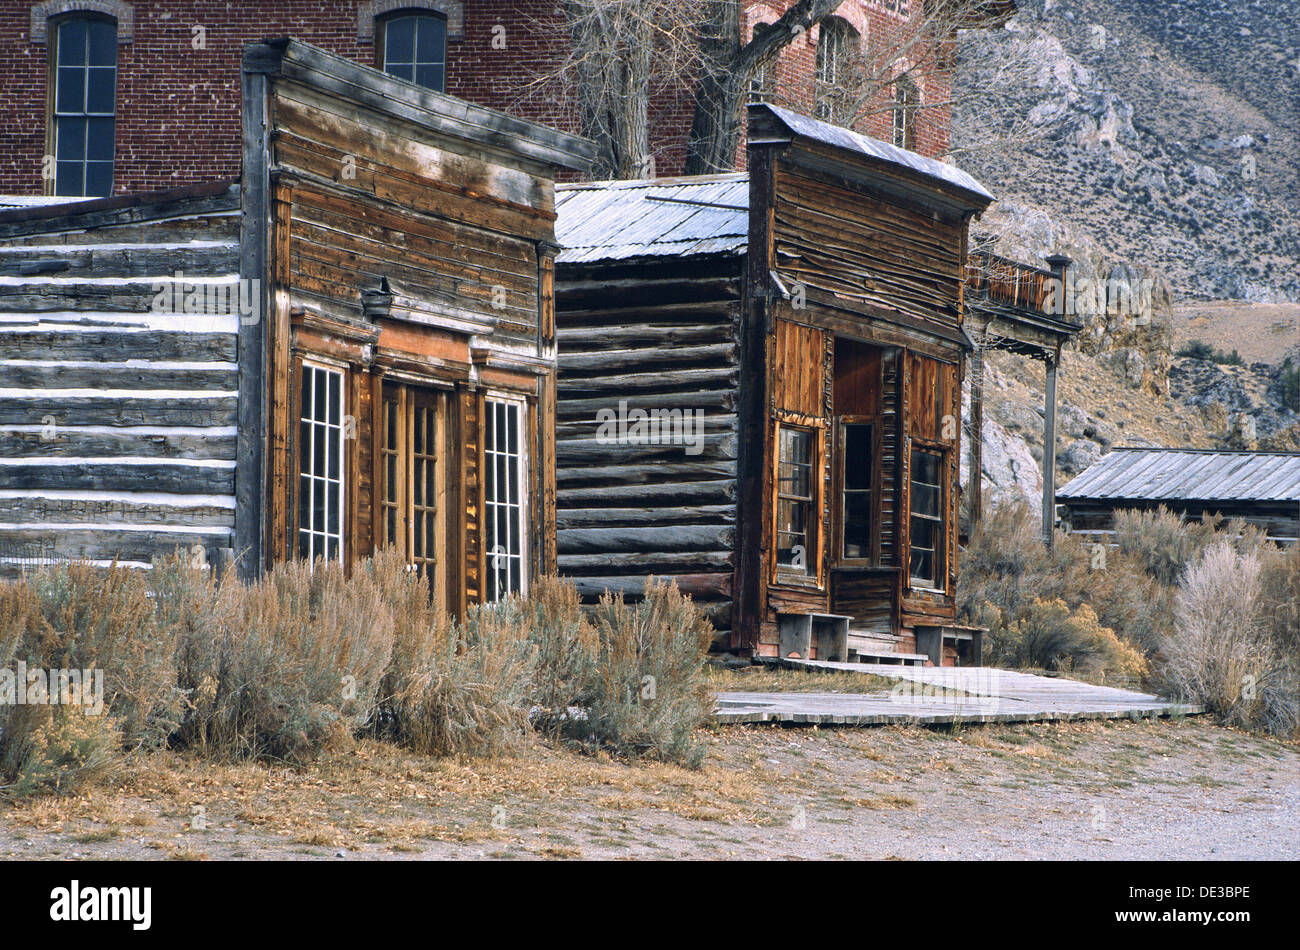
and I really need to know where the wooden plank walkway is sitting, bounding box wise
[715,660,1206,726]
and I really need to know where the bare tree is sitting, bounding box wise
[526,0,1026,180]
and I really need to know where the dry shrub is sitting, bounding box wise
[176,558,394,762]
[573,579,715,768]
[26,562,182,750]
[0,704,122,799]
[0,569,137,797]
[1113,506,1221,585]
[365,548,535,758]
[1161,542,1299,735]
[525,575,598,727]
[959,500,1154,675]
[986,597,1147,682]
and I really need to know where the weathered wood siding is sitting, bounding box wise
[247,40,587,604]
[554,259,744,633]
[0,185,242,574]
[772,157,965,332]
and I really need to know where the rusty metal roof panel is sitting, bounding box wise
[1057,449,1300,504]
[555,174,749,264]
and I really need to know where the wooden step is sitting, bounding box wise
[847,648,929,667]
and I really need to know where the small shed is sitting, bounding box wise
[1056,448,1300,544]
[554,104,1019,664]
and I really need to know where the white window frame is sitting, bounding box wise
[299,362,347,566]
[483,395,528,600]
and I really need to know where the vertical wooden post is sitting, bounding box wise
[1042,350,1058,549]
[968,336,984,526]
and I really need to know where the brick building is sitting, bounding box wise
[0,0,1001,198]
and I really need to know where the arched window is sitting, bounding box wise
[377,10,447,92]
[814,17,859,125]
[893,76,919,150]
[748,22,775,103]
[50,14,117,197]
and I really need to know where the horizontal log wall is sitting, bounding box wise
[0,189,242,574]
[555,260,743,633]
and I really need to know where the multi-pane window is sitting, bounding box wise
[893,77,918,150]
[298,365,345,564]
[814,17,859,124]
[484,399,525,600]
[380,13,447,92]
[52,17,116,197]
[841,423,873,559]
[748,22,775,103]
[909,449,944,588]
[776,425,816,574]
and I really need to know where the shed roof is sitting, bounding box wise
[1057,448,1300,504]
[555,174,749,265]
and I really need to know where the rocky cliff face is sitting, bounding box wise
[954,0,1300,303]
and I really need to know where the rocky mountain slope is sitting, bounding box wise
[954,0,1300,303]
[949,0,1300,509]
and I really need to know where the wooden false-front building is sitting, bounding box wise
[554,104,994,663]
[0,39,593,612]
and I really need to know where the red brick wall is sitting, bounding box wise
[0,0,956,196]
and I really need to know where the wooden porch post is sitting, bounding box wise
[1042,349,1059,549]
[968,337,984,526]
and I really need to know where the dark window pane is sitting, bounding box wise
[844,494,871,558]
[86,68,115,114]
[55,117,85,159]
[56,68,84,113]
[54,162,82,196]
[84,161,113,198]
[313,367,326,418]
[415,65,444,92]
[88,20,116,66]
[844,424,871,490]
[327,371,341,422]
[506,406,518,454]
[327,426,340,479]
[327,482,339,534]
[58,20,87,65]
[312,477,325,530]
[86,117,114,160]
[385,17,415,64]
[386,62,414,82]
[416,16,445,62]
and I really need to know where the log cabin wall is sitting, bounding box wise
[240,39,591,609]
[553,257,745,639]
[0,183,243,575]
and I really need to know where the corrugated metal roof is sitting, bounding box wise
[0,196,88,210]
[756,104,994,204]
[1057,448,1300,504]
[555,174,749,264]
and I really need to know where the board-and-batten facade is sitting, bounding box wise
[0,39,594,614]
[554,104,993,663]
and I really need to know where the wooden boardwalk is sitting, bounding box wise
[715,660,1206,726]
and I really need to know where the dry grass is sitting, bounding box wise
[3,716,1296,859]
[704,665,895,694]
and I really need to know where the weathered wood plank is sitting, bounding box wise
[0,330,237,362]
[0,430,236,460]
[0,463,234,494]
[0,397,238,427]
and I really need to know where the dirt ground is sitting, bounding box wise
[2,716,1296,861]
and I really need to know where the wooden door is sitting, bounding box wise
[379,382,449,605]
